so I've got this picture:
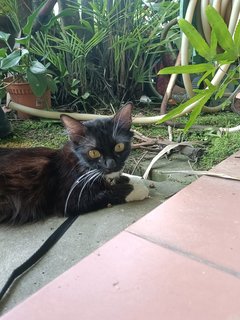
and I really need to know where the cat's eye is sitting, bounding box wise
[114,143,125,153]
[88,149,101,159]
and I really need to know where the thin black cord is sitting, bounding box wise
[0,216,78,302]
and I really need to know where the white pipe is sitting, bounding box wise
[201,0,211,43]
[9,102,167,124]
[228,0,240,34]
[220,0,230,19]
[213,0,222,12]
[181,0,198,98]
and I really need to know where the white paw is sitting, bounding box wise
[123,174,149,202]
[105,171,121,185]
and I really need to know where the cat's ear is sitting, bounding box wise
[112,102,133,130]
[60,115,86,143]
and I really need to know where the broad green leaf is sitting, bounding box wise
[234,20,240,56]
[82,92,90,99]
[206,5,235,55]
[0,31,10,43]
[15,35,31,46]
[72,79,80,86]
[23,1,46,35]
[178,19,211,61]
[46,76,57,93]
[158,63,214,75]
[26,69,47,96]
[11,65,27,74]
[30,60,47,74]
[0,48,7,58]
[0,49,28,70]
[71,88,79,96]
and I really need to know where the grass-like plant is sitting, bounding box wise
[30,0,179,109]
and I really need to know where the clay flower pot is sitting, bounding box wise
[4,77,51,119]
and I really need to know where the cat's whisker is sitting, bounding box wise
[77,171,102,208]
[64,169,98,215]
[89,171,103,189]
[77,171,101,203]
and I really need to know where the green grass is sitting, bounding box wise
[0,119,67,148]
[197,132,240,169]
[1,110,240,170]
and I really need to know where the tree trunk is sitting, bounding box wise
[57,0,81,37]
[32,0,57,33]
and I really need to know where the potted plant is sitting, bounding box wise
[0,7,57,119]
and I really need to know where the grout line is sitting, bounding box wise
[126,230,240,279]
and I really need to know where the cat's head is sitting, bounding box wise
[61,103,133,175]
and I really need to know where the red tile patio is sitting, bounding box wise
[1,151,240,319]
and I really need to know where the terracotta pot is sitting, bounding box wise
[4,77,51,119]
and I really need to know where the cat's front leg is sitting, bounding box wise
[121,173,149,202]
[109,173,149,203]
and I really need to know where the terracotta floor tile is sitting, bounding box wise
[128,153,240,274]
[212,151,240,176]
[2,232,240,320]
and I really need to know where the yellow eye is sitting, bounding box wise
[88,149,101,159]
[114,143,125,153]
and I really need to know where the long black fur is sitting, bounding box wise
[0,104,134,224]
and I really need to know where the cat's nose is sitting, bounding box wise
[105,158,116,170]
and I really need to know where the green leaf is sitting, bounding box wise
[0,49,28,70]
[197,69,214,87]
[206,5,235,55]
[184,101,204,133]
[234,20,240,55]
[46,76,57,93]
[158,63,214,75]
[29,60,47,74]
[215,51,236,63]
[23,1,46,36]
[0,31,10,43]
[0,48,7,58]
[44,8,76,30]
[15,35,31,46]
[157,83,216,126]
[178,19,211,61]
[26,69,47,96]
[82,92,90,99]
[184,91,213,132]
[0,87,6,99]
[209,31,217,59]
[157,92,207,124]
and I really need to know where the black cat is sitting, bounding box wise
[0,103,148,224]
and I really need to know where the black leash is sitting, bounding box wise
[0,215,78,302]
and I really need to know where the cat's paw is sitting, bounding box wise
[123,174,149,202]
